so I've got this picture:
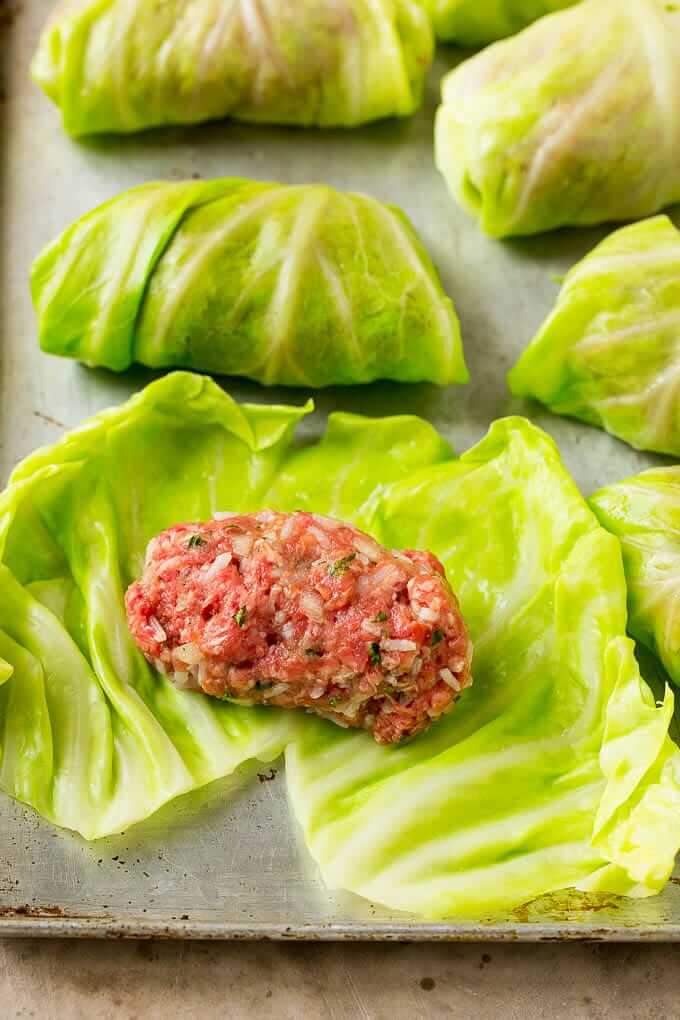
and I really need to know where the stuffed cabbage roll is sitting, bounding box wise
[31,178,467,387]
[590,468,680,688]
[31,0,433,137]
[423,0,578,46]
[508,217,680,457]
[435,0,680,237]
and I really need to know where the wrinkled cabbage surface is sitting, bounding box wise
[509,217,680,456]
[31,0,433,136]
[423,0,577,45]
[31,178,467,388]
[435,0,680,237]
[0,372,679,917]
[591,468,680,690]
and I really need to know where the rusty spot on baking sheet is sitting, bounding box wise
[419,977,435,991]
[33,411,66,429]
[0,904,64,917]
[0,904,111,921]
[509,890,623,924]
[510,902,531,924]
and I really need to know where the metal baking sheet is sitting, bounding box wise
[2,0,679,941]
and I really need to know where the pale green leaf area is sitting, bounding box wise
[1,372,679,918]
[30,0,433,136]
[423,0,578,46]
[31,179,466,388]
[435,0,680,237]
[591,467,680,692]
[509,217,680,457]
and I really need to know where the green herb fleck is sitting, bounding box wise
[369,641,382,667]
[328,552,357,577]
[233,606,247,628]
[187,534,206,548]
[329,696,340,708]
[374,611,388,623]
[304,647,323,657]
[431,629,445,646]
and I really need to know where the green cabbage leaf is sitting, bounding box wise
[1,372,679,917]
[423,0,578,46]
[591,468,680,690]
[435,0,680,237]
[31,179,467,388]
[508,217,680,457]
[31,0,433,137]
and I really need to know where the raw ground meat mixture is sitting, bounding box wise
[125,510,473,743]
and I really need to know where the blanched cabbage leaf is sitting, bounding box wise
[284,415,680,916]
[435,0,680,237]
[0,372,451,839]
[31,0,433,136]
[591,469,680,690]
[423,0,578,46]
[1,372,679,916]
[31,178,467,388]
[508,217,680,457]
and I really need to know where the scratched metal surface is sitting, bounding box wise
[1,0,680,940]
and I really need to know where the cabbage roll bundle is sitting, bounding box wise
[435,0,680,237]
[31,0,433,137]
[423,0,577,46]
[590,469,680,688]
[508,217,680,456]
[31,178,467,387]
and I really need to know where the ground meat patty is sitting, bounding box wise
[125,510,473,744]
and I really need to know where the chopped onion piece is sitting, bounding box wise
[231,533,254,557]
[267,683,289,698]
[352,534,381,560]
[280,517,295,540]
[308,525,331,547]
[202,551,232,581]
[174,642,202,665]
[300,591,324,623]
[148,615,166,642]
[361,620,382,637]
[382,639,417,652]
[414,604,438,623]
[170,670,196,690]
